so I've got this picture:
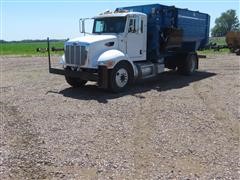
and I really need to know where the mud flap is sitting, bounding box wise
[98,65,109,89]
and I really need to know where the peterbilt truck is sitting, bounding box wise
[47,4,210,92]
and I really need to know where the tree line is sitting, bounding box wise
[0,39,68,43]
[211,9,240,37]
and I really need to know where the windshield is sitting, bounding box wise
[93,17,126,34]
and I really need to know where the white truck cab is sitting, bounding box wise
[64,11,147,69]
[60,10,159,92]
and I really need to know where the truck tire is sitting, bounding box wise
[109,61,133,93]
[236,49,240,56]
[178,52,198,75]
[166,64,177,70]
[229,46,235,53]
[65,76,87,88]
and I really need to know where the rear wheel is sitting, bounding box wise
[235,49,240,56]
[177,52,198,75]
[109,62,133,93]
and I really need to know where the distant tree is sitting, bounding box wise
[0,40,6,43]
[211,9,240,37]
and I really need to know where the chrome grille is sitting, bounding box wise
[65,45,87,66]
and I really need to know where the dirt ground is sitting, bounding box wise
[0,54,239,179]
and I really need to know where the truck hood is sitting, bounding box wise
[68,35,117,44]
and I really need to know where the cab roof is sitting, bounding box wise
[94,11,146,18]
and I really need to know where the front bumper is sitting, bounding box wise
[49,66,109,89]
[47,38,109,89]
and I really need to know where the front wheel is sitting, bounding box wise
[109,62,133,93]
[65,76,87,88]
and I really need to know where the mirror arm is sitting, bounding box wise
[79,19,82,33]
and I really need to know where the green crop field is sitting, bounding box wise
[209,37,226,45]
[198,37,230,55]
[198,48,229,55]
[0,37,229,56]
[1,41,64,56]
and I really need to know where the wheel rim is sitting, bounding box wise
[190,56,196,72]
[115,68,129,88]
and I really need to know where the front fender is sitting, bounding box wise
[97,49,129,69]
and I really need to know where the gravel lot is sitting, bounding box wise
[0,54,239,179]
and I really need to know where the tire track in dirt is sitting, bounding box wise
[192,79,229,122]
[192,78,239,144]
[132,94,159,179]
[0,102,53,179]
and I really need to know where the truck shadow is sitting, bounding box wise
[55,71,216,103]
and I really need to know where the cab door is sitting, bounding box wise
[126,15,146,61]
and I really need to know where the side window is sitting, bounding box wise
[95,21,104,32]
[128,18,136,33]
[128,17,143,34]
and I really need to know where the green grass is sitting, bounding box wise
[198,37,230,55]
[209,37,226,45]
[198,48,230,55]
[0,41,64,56]
[1,37,229,56]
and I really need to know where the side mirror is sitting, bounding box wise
[79,19,85,33]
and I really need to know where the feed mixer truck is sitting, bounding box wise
[47,4,210,92]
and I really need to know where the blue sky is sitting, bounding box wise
[1,0,240,41]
